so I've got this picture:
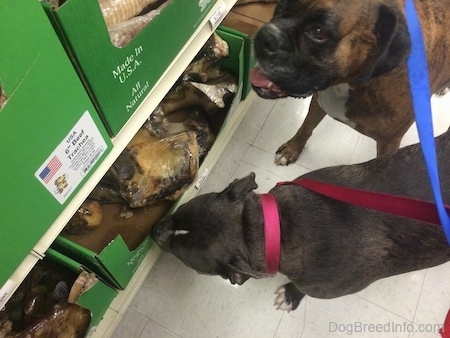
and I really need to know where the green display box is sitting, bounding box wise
[217,26,245,96]
[51,203,171,290]
[52,234,154,290]
[42,0,218,136]
[1,248,117,335]
[45,248,118,332]
[0,0,112,288]
[218,26,254,99]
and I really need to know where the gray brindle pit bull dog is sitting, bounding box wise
[152,129,450,311]
[250,0,450,165]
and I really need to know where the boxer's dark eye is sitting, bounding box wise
[306,26,328,44]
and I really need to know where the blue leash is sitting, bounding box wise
[405,0,450,245]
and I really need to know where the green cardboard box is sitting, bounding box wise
[1,249,116,335]
[217,26,247,98]
[0,0,112,289]
[45,248,118,332]
[51,203,171,290]
[218,26,244,90]
[218,26,254,99]
[42,0,218,135]
[52,235,154,291]
[49,27,246,290]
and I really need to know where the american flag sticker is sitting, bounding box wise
[38,156,62,183]
[35,111,108,204]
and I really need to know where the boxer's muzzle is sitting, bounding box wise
[251,20,326,99]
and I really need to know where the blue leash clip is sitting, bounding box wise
[405,0,450,244]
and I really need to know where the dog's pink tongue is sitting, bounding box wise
[250,67,272,87]
[250,67,285,95]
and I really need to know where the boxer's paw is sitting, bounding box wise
[274,283,305,312]
[275,142,303,166]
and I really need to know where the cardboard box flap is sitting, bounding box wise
[0,2,53,90]
[218,26,254,98]
[51,236,121,288]
[45,248,117,328]
[52,234,153,289]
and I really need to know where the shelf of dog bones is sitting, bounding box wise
[0,0,261,336]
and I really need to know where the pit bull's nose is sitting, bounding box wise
[254,23,293,57]
[151,222,163,240]
[151,220,166,243]
[151,218,173,251]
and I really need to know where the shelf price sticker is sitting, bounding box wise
[209,0,227,30]
[195,167,210,189]
[0,279,14,309]
[34,111,108,205]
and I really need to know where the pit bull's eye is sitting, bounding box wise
[307,26,328,44]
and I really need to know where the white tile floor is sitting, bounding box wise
[112,92,450,338]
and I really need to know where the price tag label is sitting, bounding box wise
[195,168,210,189]
[0,279,14,309]
[209,0,227,30]
[34,111,108,204]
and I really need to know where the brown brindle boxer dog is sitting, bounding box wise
[250,0,450,165]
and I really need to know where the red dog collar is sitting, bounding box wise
[260,193,281,275]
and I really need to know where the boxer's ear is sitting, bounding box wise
[369,4,411,78]
[222,172,258,201]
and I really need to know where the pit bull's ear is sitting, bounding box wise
[223,172,258,201]
[225,255,267,285]
[368,4,411,79]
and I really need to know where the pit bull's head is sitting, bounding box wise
[251,0,411,99]
[151,173,269,285]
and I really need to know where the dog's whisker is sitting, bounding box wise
[174,230,189,236]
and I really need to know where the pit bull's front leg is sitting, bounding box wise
[274,282,305,311]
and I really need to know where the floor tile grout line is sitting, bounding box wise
[410,268,428,325]
[354,293,418,324]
